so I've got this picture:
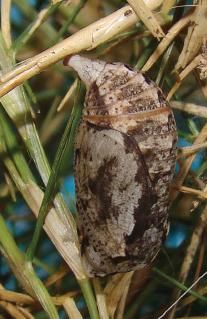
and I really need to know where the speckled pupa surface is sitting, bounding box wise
[67,55,177,277]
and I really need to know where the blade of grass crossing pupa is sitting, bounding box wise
[26,80,83,261]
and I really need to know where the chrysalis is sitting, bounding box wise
[66,55,177,277]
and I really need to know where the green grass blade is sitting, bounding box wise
[26,80,83,261]
[0,107,35,183]
[0,215,59,319]
[153,267,207,303]
[51,0,87,45]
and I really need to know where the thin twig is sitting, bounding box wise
[127,0,165,39]
[167,54,202,100]
[158,271,207,319]
[178,142,207,157]
[171,100,207,118]
[0,0,163,97]
[174,185,207,200]
[142,12,192,72]
[170,123,207,203]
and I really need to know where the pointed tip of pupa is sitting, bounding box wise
[65,55,106,88]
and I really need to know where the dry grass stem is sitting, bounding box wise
[0,282,78,308]
[167,208,207,318]
[105,272,134,319]
[0,301,26,319]
[115,272,133,319]
[175,0,207,70]
[16,307,35,319]
[0,289,35,305]
[0,0,163,97]
[167,54,202,100]
[178,142,207,157]
[179,208,207,283]
[1,0,12,49]
[171,101,207,118]
[25,182,85,280]
[44,266,70,287]
[57,78,78,111]
[0,284,34,319]
[175,185,207,200]
[170,123,207,203]
[1,1,207,318]
[63,297,83,319]
[93,279,109,319]
[127,0,165,39]
[52,293,80,306]
[142,12,192,72]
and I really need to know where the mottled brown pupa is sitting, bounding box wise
[66,55,177,277]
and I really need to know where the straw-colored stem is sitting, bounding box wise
[0,215,59,319]
[0,0,163,97]
[1,0,12,49]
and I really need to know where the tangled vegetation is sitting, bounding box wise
[0,0,207,318]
